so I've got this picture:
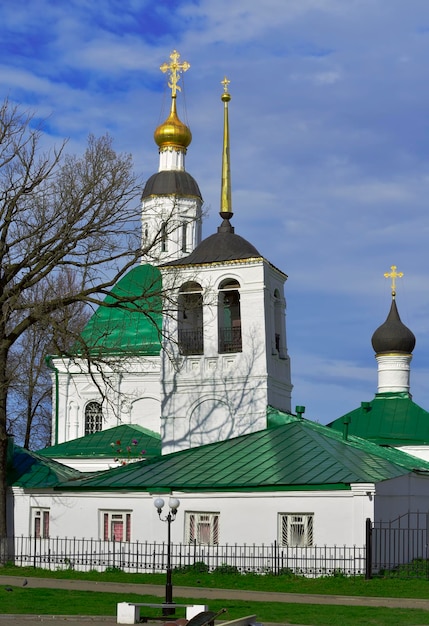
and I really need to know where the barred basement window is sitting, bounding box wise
[101,511,132,542]
[32,508,50,538]
[185,512,219,545]
[279,513,313,547]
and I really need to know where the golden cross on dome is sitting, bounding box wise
[160,50,190,97]
[221,76,231,93]
[384,265,403,298]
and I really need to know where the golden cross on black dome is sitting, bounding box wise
[384,265,403,298]
[160,50,190,97]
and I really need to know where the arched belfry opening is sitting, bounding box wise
[218,278,242,353]
[178,281,204,355]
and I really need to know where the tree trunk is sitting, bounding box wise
[0,340,10,560]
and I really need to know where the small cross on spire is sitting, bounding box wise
[160,50,190,97]
[384,265,403,298]
[221,76,231,93]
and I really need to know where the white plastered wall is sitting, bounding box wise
[374,473,429,520]
[50,356,161,444]
[11,486,375,548]
[141,195,202,265]
[160,259,292,454]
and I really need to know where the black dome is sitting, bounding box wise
[371,299,416,354]
[162,217,261,266]
[142,171,202,199]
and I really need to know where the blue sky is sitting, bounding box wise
[3,0,429,424]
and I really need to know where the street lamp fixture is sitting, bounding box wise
[154,497,180,615]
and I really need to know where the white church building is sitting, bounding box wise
[7,52,429,570]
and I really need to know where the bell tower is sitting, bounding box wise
[160,79,293,454]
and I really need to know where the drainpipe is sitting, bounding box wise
[45,355,59,445]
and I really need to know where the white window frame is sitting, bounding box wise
[100,510,132,542]
[31,508,50,539]
[279,513,314,547]
[185,511,219,545]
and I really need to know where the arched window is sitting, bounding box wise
[178,282,204,355]
[85,401,103,435]
[218,279,242,353]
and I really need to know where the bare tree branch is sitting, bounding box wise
[0,100,147,544]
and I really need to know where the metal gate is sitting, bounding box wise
[366,513,429,578]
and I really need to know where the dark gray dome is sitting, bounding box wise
[371,299,416,354]
[142,171,202,199]
[162,217,261,266]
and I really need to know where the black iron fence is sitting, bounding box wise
[367,512,429,578]
[4,513,429,578]
[4,536,366,577]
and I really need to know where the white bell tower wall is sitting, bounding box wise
[160,258,292,454]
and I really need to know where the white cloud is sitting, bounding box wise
[2,0,429,425]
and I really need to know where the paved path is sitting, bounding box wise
[1,575,429,625]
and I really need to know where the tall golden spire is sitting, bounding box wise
[220,77,232,217]
[154,50,192,151]
[384,265,403,299]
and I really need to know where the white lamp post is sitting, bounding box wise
[154,497,180,615]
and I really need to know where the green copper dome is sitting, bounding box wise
[79,264,162,356]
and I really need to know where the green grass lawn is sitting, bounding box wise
[1,585,429,626]
[2,565,429,625]
[2,563,429,598]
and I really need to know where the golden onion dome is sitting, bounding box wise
[154,95,192,150]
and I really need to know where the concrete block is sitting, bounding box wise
[186,604,209,620]
[117,602,139,624]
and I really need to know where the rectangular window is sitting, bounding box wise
[185,512,219,545]
[101,511,132,542]
[32,509,50,538]
[161,223,167,252]
[279,513,313,547]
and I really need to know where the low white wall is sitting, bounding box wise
[12,487,373,547]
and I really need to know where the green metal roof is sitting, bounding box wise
[57,409,429,493]
[328,393,429,446]
[38,424,161,460]
[7,441,81,488]
[79,264,162,356]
